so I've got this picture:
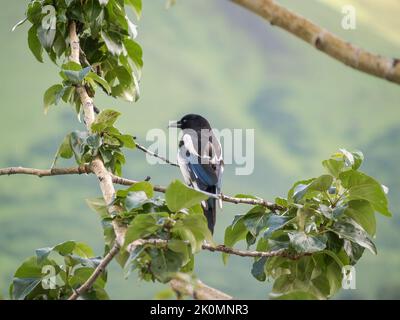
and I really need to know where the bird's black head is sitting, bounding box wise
[171,114,211,131]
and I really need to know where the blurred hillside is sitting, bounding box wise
[0,0,399,299]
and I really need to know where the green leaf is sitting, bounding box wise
[173,210,213,253]
[149,248,183,283]
[165,180,208,212]
[70,131,89,163]
[293,175,333,202]
[343,239,365,264]
[35,240,92,265]
[339,148,356,167]
[86,197,109,218]
[124,38,143,68]
[339,170,391,217]
[322,159,344,178]
[117,181,154,199]
[167,239,189,255]
[69,267,106,291]
[117,134,136,149]
[73,242,95,258]
[287,178,314,201]
[35,247,54,264]
[262,214,291,239]
[330,218,377,255]
[251,257,267,282]
[223,216,247,264]
[288,232,327,253]
[344,200,376,236]
[101,31,123,55]
[51,133,73,168]
[309,175,334,192]
[126,16,138,39]
[275,197,288,207]
[62,61,82,71]
[26,1,42,24]
[350,150,364,170]
[125,191,148,211]
[28,25,43,63]
[63,66,91,84]
[124,245,145,278]
[86,72,111,94]
[325,261,344,296]
[37,25,56,51]
[123,213,168,249]
[112,81,139,102]
[87,133,102,149]
[91,109,121,132]
[125,0,142,18]
[84,0,104,36]
[43,84,63,114]
[337,149,364,170]
[12,277,42,300]
[268,239,290,251]
[53,241,77,256]
[242,206,268,237]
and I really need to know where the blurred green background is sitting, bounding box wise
[0,0,399,299]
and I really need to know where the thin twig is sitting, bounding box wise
[135,141,179,167]
[0,166,285,211]
[202,243,308,259]
[132,142,284,210]
[68,243,120,300]
[232,0,400,85]
[127,238,308,260]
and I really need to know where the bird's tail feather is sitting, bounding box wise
[203,197,216,234]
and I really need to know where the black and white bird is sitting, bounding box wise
[169,114,224,234]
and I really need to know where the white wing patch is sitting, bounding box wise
[178,128,224,209]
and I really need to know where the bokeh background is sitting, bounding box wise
[1,0,399,299]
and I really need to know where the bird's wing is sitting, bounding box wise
[178,146,218,191]
[178,130,223,206]
[178,131,220,191]
[206,130,224,208]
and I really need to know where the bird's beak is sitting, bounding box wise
[168,120,181,129]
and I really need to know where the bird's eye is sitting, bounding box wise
[183,119,187,123]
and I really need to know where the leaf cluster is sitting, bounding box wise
[88,180,213,283]
[224,149,391,299]
[52,109,135,175]
[16,0,143,114]
[10,241,107,300]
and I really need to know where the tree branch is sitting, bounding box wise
[127,239,308,260]
[170,276,233,300]
[0,166,285,211]
[69,21,126,245]
[0,166,91,177]
[68,243,120,300]
[232,0,400,85]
